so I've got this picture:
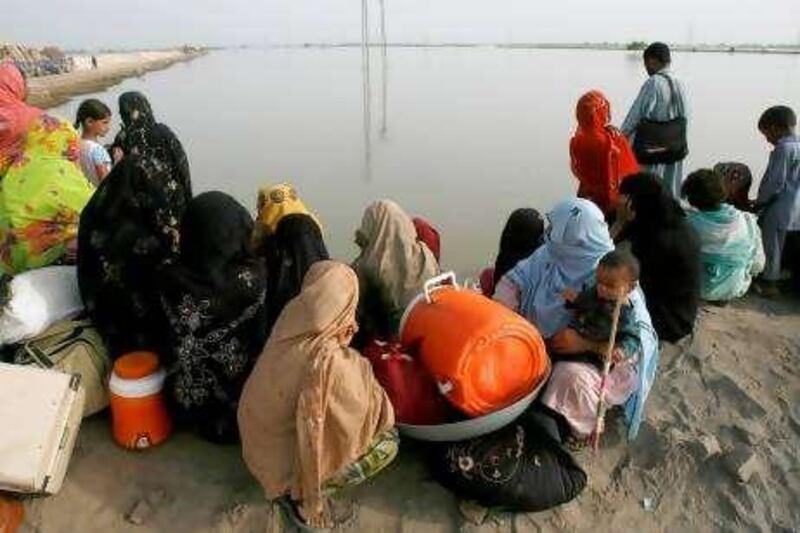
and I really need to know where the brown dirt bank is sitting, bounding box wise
[26,50,207,109]
[14,295,800,532]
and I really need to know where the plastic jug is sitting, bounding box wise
[400,272,550,417]
[109,352,173,449]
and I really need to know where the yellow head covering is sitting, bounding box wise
[253,184,322,250]
[257,183,317,235]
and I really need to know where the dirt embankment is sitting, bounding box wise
[26,50,206,109]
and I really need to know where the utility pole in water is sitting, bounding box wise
[379,0,388,140]
[361,0,373,182]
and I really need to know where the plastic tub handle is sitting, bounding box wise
[438,380,454,395]
[424,271,458,303]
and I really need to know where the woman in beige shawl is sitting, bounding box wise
[352,200,440,340]
[238,261,397,528]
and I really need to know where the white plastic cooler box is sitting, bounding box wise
[0,362,85,494]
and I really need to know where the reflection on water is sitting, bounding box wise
[378,0,389,140]
[53,48,800,273]
[360,0,372,183]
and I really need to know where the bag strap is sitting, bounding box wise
[20,322,88,367]
[655,72,685,119]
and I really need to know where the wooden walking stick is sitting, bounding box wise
[591,291,625,452]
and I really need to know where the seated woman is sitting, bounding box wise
[159,192,268,443]
[238,261,397,529]
[494,198,659,442]
[570,91,639,216]
[79,91,192,358]
[480,208,545,297]
[110,91,191,205]
[352,200,439,341]
[0,62,95,274]
[78,155,192,358]
[613,173,701,343]
[682,169,765,302]
[251,183,328,336]
[714,161,755,212]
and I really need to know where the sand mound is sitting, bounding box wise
[16,296,800,532]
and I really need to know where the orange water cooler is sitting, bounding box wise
[109,352,173,450]
[400,272,550,417]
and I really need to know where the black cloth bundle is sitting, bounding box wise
[427,410,587,512]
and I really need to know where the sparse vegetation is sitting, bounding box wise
[626,41,648,51]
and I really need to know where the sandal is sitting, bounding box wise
[275,497,330,533]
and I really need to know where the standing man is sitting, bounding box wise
[622,42,689,199]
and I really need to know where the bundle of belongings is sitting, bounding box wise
[426,409,587,512]
[1,266,111,497]
[363,273,587,513]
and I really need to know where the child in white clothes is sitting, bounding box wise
[74,99,112,185]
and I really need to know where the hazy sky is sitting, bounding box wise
[8,0,800,49]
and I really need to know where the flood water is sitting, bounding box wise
[52,48,800,274]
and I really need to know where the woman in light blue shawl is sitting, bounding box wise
[493,198,659,441]
[682,169,765,302]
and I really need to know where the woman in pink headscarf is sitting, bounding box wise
[0,62,42,169]
[0,62,95,274]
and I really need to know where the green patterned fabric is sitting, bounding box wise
[323,429,399,494]
[0,114,95,274]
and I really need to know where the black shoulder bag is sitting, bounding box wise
[632,73,688,165]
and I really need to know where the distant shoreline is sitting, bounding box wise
[258,42,800,55]
[23,41,795,111]
[27,49,207,109]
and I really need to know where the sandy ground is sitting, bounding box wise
[14,294,800,533]
[25,51,205,109]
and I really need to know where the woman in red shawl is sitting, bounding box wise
[570,91,639,215]
[412,217,440,261]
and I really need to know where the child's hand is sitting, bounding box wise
[611,347,627,364]
[562,288,579,303]
[617,197,636,225]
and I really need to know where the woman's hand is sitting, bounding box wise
[610,195,636,240]
[611,347,627,364]
[550,328,592,355]
[617,197,635,224]
[112,146,124,164]
[561,288,579,303]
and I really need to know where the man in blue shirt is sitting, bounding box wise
[622,42,689,199]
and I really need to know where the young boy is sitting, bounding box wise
[755,105,800,296]
[559,249,642,367]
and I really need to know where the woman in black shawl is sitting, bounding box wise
[78,155,188,357]
[111,91,191,205]
[159,192,268,443]
[481,208,545,297]
[251,184,329,337]
[614,172,701,343]
[494,208,545,285]
[79,92,193,357]
[262,215,329,336]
